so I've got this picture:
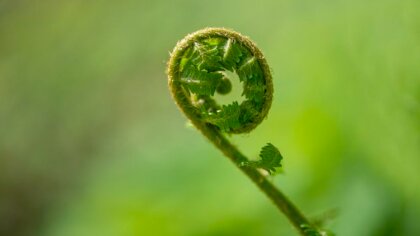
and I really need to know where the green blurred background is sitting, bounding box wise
[1,0,419,235]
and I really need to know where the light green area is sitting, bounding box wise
[0,0,419,235]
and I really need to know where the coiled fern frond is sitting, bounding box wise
[167,28,330,236]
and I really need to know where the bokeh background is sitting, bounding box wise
[1,0,419,235]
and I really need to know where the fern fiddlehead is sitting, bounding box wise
[167,28,322,235]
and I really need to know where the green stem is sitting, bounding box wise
[197,122,313,235]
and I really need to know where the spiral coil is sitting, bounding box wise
[167,28,273,133]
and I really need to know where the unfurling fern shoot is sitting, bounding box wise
[167,28,325,235]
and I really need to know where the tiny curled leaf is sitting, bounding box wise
[241,143,283,175]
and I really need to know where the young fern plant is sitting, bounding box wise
[167,28,329,236]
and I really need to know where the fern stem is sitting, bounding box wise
[199,122,313,235]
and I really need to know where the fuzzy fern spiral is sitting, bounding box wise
[167,28,325,236]
[167,28,273,134]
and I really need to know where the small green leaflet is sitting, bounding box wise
[203,102,241,132]
[239,100,260,124]
[191,42,223,71]
[223,39,243,71]
[242,143,283,174]
[180,69,223,96]
[243,79,266,104]
[237,57,262,82]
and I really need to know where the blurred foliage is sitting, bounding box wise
[0,0,419,235]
